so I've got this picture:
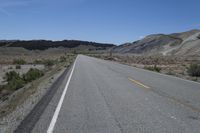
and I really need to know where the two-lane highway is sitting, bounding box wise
[23,55,200,133]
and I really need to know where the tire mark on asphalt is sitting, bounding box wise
[150,87,200,113]
[94,82,124,133]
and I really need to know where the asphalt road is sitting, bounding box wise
[19,55,200,133]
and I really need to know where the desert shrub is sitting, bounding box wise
[13,59,26,65]
[6,78,25,91]
[16,65,21,69]
[60,56,67,62]
[144,65,161,72]
[33,59,56,67]
[2,68,44,92]
[5,71,21,82]
[188,64,200,77]
[5,71,25,90]
[166,70,175,75]
[0,85,4,92]
[197,34,200,39]
[33,60,43,64]
[73,50,77,54]
[43,59,56,67]
[23,68,44,82]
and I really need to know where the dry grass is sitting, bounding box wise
[90,53,200,82]
[0,53,76,117]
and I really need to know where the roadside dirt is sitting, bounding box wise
[0,62,70,133]
[90,54,200,83]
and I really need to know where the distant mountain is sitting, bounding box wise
[0,40,115,51]
[113,29,200,56]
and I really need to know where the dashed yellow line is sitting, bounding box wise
[128,77,150,90]
[128,77,200,112]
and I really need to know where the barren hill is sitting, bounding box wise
[113,29,200,56]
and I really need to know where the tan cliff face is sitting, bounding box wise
[113,29,200,57]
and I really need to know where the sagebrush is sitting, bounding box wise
[188,64,200,77]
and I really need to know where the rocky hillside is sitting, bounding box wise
[113,29,200,56]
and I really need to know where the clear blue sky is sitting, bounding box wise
[0,0,200,44]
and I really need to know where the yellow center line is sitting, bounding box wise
[128,77,200,112]
[128,77,150,90]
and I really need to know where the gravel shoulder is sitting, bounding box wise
[0,63,68,133]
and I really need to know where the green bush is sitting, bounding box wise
[6,78,25,91]
[16,65,21,69]
[3,68,44,91]
[0,85,4,92]
[33,59,56,67]
[144,65,161,72]
[188,64,200,77]
[60,56,67,62]
[5,71,21,82]
[8,66,13,69]
[33,60,43,64]
[23,68,44,82]
[197,34,200,39]
[5,71,25,90]
[13,59,26,65]
[43,59,55,67]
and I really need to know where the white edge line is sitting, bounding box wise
[47,57,77,133]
